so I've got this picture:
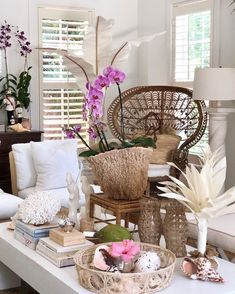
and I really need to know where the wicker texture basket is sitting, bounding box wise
[74,242,176,294]
[150,134,181,164]
[87,147,152,200]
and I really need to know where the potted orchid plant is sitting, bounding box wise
[0,21,32,116]
[64,65,156,157]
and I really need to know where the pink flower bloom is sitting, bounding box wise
[64,129,75,139]
[94,75,110,89]
[108,69,126,84]
[88,127,97,140]
[73,124,82,133]
[103,65,114,77]
[111,240,140,263]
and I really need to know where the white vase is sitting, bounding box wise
[197,217,208,255]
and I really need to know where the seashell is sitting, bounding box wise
[181,257,197,279]
[181,257,224,283]
[134,251,161,273]
[93,245,111,271]
[194,257,224,283]
[92,245,118,272]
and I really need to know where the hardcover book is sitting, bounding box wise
[14,229,39,250]
[15,220,59,238]
[39,237,92,254]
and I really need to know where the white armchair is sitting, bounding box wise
[0,189,23,222]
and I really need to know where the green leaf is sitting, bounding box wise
[99,140,106,153]
[8,79,17,85]
[121,140,135,148]
[79,150,99,157]
[130,136,157,148]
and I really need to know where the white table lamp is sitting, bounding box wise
[193,68,235,154]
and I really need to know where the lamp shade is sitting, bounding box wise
[193,68,235,101]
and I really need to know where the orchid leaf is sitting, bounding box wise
[79,150,99,157]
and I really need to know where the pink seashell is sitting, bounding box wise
[93,245,111,271]
[181,258,197,278]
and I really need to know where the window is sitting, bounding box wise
[171,0,213,155]
[172,0,212,87]
[38,8,94,143]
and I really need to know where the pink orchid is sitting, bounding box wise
[108,69,126,84]
[111,240,140,263]
[94,75,110,89]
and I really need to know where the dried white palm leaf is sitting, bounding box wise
[158,144,235,255]
[39,16,165,94]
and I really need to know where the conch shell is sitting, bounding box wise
[92,245,118,272]
[181,257,224,283]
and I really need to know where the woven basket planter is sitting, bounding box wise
[74,242,176,294]
[87,147,152,200]
[150,134,181,164]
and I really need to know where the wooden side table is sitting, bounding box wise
[89,193,141,228]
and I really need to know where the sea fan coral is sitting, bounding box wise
[18,192,61,225]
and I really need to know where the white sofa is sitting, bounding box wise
[10,140,101,208]
[0,189,23,221]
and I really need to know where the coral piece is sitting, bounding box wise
[181,257,224,283]
[134,251,161,273]
[87,147,153,200]
[16,192,61,225]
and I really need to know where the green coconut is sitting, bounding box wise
[96,224,132,242]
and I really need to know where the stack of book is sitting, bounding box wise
[36,237,93,267]
[14,220,59,250]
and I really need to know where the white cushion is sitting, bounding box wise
[0,192,23,220]
[12,143,37,190]
[31,140,79,191]
[148,164,170,178]
[187,213,235,254]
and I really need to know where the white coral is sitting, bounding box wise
[18,192,61,225]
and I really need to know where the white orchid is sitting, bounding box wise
[158,145,235,254]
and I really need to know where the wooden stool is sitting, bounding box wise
[89,193,141,228]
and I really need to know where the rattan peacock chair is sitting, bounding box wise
[107,85,208,172]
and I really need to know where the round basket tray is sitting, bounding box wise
[73,242,176,294]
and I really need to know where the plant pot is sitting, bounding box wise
[87,147,153,200]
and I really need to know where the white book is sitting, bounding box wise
[14,230,38,250]
[36,242,77,259]
[36,246,75,268]
[39,237,93,254]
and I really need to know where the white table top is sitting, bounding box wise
[0,222,235,294]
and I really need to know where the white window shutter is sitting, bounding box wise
[38,8,94,146]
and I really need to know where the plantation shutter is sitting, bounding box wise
[172,0,212,87]
[171,1,212,155]
[38,8,94,143]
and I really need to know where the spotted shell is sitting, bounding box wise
[182,257,224,283]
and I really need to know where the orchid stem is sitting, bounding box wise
[117,83,125,141]
[95,126,107,151]
[75,131,94,151]
[101,130,109,150]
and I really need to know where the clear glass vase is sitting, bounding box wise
[138,197,162,245]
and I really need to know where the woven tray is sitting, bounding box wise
[73,242,176,294]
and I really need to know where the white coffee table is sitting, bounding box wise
[0,222,235,294]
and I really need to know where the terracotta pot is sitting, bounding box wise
[87,147,152,200]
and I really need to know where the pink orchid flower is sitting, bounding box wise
[111,240,140,263]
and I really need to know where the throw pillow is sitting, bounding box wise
[30,139,79,191]
[12,143,37,190]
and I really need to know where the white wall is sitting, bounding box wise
[0,0,138,129]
